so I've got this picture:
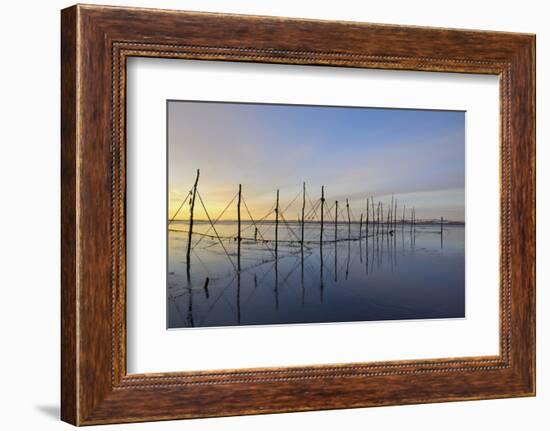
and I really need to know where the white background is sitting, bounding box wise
[0,0,547,430]
[127,59,499,373]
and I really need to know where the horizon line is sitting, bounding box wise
[168,218,466,224]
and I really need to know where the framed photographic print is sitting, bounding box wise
[61,4,536,425]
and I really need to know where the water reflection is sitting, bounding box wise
[168,222,464,328]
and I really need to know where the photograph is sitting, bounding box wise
[1,0,536,428]
[167,101,466,329]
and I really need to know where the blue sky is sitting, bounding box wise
[168,101,465,222]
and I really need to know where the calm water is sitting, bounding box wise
[167,221,465,328]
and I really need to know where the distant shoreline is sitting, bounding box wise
[168,219,465,226]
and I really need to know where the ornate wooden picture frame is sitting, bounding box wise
[61,4,535,425]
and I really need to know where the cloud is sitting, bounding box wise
[168,102,465,221]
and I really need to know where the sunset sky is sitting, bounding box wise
[168,101,465,222]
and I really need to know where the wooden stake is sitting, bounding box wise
[334,200,338,242]
[366,198,369,238]
[186,169,200,280]
[237,183,242,272]
[370,196,376,235]
[359,213,363,240]
[390,194,394,231]
[382,201,385,235]
[275,189,279,257]
[441,216,444,248]
[377,202,381,236]
[203,277,210,299]
[320,186,325,244]
[320,186,325,297]
[387,203,391,234]
[301,182,306,247]
[376,202,379,235]
[394,198,398,229]
[346,198,351,240]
